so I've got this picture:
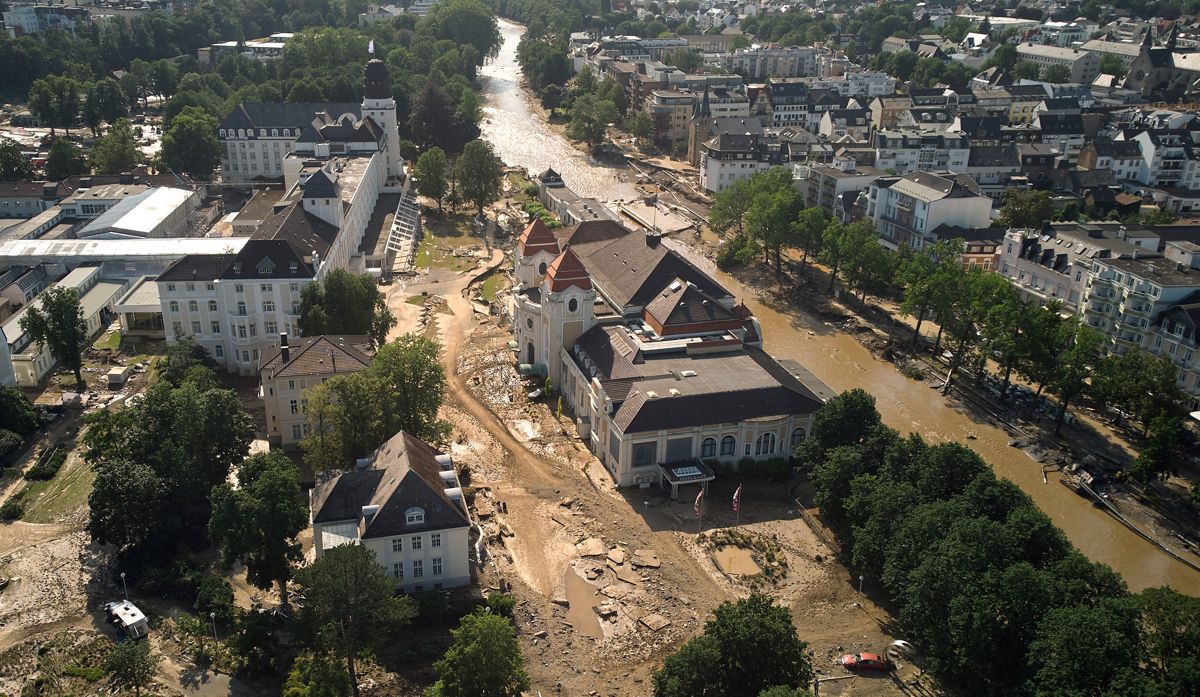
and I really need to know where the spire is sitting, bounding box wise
[517,218,560,258]
[693,84,711,120]
[1167,22,1179,50]
[544,247,592,292]
[1142,26,1154,49]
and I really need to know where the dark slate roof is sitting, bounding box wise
[610,347,823,433]
[643,279,739,333]
[954,115,1003,139]
[1035,113,1085,135]
[157,253,238,283]
[1010,84,1050,98]
[220,240,313,280]
[259,335,374,378]
[1088,139,1143,158]
[220,102,361,131]
[253,202,339,259]
[1041,97,1081,110]
[574,324,642,380]
[301,170,340,199]
[968,144,1019,167]
[311,431,469,536]
[556,221,732,310]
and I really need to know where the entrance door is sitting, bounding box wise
[526,342,535,364]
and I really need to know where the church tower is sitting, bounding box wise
[686,85,713,167]
[362,58,403,181]
[540,247,596,387]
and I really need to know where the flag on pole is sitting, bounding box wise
[732,484,742,513]
[694,489,704,517]
[368,39,376,55]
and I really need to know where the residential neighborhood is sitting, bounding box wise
[0,1,1198,696]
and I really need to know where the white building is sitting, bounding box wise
[74,188,200,239]
[1015,43,1100,84]
[871,130,970,174]
[865,171,993,250]
[511,218,829,488]
[0,266,126,387]
[716,46,819,79]
[3,4,89,37]
[311,431,472,592]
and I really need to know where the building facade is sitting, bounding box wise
[865,171,993,250]
[258,334,374,446]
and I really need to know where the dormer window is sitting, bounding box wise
[405,507,425,525]
[257,257,276,274]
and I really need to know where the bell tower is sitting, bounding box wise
[362,58,403,181]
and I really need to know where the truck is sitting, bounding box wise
[104,600,149,639]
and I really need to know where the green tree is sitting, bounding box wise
[1128,412,1182,482]
[1099,53,1126,78]
[209,451,308,607]
[757,688,812,697]
[104,637,159,696]
[841,221,894,303]
[1028,599,1140,697]
[567,93,618,151]
[427,610,529,697]
[414,146,450,213]
[301,333,450,470]
[83,77,128,135]
[28,75,83,136]
[625,111,654,145]
[296,545,418,697]
[1016,303,1067,398]
[1048,323,1104,434]
[90,119,141,174]
[708,177,754,238]
[160,106,221,177]
[745,168,803,272]
[940,271,1011,392]
[653,594,812,697]
[284,651,352,697]
[794,207,828,270]
[45,138,87,181]
[998,189,1054,229]
[1092,349,1186,432]
[88,459,165,552]
[666,47,703,72]
[0,386,40,435]
[299,269,396,348]
[822,220,874,296]
[19,285,88,386]
[455,139,502,216]
[1042,64,1071,83]
[0,138,33,180]
[1012,60,1041,81]
[897,238,964,347]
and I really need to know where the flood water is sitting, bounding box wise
[564,567,604,638]
[479,20,1199,594]
[479,19,639,201]
[672,240,1200,594]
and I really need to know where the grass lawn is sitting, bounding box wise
[92,330,121,350]
[480,274,508,303]
[21,449,95,524]
[406,293,429,305]
[415,213,481,272]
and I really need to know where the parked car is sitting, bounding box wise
[104,600,149,639]
[840,652,892,672]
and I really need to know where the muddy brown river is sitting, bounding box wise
[479,20,1199,594]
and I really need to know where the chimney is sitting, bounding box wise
[647,232,660,247]
[280,333,290,362]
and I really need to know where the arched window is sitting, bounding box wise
[405,507,425,525]
[701,437,716,458]
[188,301,198,312]
[790,428,806,448]
[538,262,547,275]
[568,298,578,313]
[169,301,179,313]
[755,432,776,456]
[720,435,736,456]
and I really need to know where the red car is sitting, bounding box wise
[839,652,893,672]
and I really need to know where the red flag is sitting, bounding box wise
[732,484,742,513]
[694,489,704,517]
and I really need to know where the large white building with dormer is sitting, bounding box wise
[159,58,410,374]
[510,218,830,489]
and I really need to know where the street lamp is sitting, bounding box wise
[858,575,865,594]
[120,572,127,600]
[209,612,218,643]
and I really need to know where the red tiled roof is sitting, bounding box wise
[544,247,592,292]
[517,218,560,258]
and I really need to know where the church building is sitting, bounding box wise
[512,219,829,488]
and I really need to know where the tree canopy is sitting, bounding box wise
[299,269,396,348]
[427,610,529,697]
[653,594,812,697]
[455,139,503,215]
[90,119,142,174]
[160,105,221,177]
[295,544,418,697]
[18,285,88,386]
[414,146,450,212]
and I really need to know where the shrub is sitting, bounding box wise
[486,592,517,618]
[0,429,23,462]
[24,446,66,480]
[0,498,25,521]
[716,234,758,270]
[61,665,104,681]
[196,574,236,624]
